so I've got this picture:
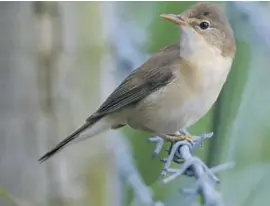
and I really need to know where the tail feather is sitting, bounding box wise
[39,116,101,163]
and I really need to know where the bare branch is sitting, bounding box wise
[149,131,234,206]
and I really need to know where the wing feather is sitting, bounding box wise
[87,44,180,121]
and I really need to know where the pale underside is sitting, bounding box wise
[126,34,233,135]
[127,59,231,134]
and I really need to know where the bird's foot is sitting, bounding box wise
[148,131,213,161]
[162,133,194,144]
[148,131,214,178]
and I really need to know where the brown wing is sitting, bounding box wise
[38,44,181,163]
[87,44,181,121]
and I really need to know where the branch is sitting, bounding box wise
[149,131,234,206]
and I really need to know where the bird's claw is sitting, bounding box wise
[148,131,216,181]
[148,131,214,166]
[148,130,194,159]
[175,134,194,144]
[164,133,194,144]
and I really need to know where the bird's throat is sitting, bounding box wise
[179,28,222,62]
[179,30,233,92]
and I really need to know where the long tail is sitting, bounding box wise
[39,116,104,163]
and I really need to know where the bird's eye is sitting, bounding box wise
[199,21,209,30]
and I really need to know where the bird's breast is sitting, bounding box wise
[128,55,232,134]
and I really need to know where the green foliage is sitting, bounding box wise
[0,186,17,206]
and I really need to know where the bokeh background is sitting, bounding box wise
[1,1,270,206]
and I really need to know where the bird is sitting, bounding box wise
[39,2,235,163]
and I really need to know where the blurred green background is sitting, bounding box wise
[0,2,269,206]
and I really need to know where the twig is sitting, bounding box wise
[149,131,234,206]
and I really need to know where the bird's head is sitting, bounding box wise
[161,3,235,58]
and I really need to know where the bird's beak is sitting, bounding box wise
[160,14,187,26]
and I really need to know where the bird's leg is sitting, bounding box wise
[158,133,194,144]
[172,133,194,144]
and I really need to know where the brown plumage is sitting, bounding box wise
[39,3,235,163]
[181,3,235,57]
[39,44,180,162]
